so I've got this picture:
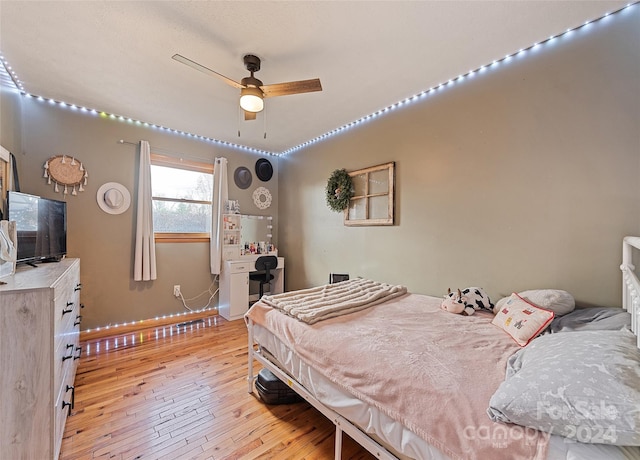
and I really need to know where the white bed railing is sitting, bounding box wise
[247,318,399,460]
[621,236,640,348]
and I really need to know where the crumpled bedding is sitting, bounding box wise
[246,292,549,460]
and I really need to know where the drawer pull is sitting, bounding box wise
[66,384,75,409]
[62,344,74,361]
[62,302,74,315]
[74,315,82,326]
[74,346,83,360]
[80,303,85,309]
[62,400,72,417]
[74,283,82,292]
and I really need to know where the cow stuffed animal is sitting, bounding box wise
[441,287,494,316]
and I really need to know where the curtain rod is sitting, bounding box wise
[117,139,215,164]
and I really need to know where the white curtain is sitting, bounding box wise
[134,140,157,281]
[210,157,228,274]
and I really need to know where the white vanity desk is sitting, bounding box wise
[218,255,284,321]
[218,213,283,321]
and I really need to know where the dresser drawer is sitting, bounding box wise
[53,263,80,303]
[54,363,76,459]
[53,263,81,322]
[53,316,80,384]
[227,262,253,273]
[54,322,79,400]
[54,298,81,350]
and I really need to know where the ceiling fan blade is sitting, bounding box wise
[172,54,243,89]
[244,110,257,121]
[261,78,322,98]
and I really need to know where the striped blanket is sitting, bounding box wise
[259,278,407,324]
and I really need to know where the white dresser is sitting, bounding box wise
[0,258,82,460]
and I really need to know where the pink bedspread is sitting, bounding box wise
[246,293,549,460]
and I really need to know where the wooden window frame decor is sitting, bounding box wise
[344,162,395,226]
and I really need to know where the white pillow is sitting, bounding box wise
[495,289,575,316]
[492,293,555,346]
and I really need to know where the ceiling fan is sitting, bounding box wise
[172,53,322,120]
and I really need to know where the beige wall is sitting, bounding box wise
[278,7,640,308]
[1,95,279,329]
[1,8,638,327]
[0,88,22,156]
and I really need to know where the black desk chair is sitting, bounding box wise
[249,255,278,298]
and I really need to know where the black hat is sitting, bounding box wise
[255,158,273,182]
[233,166,252,189]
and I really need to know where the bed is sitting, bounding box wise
[245,236,640,460]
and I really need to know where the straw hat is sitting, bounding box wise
[97,182,131,215]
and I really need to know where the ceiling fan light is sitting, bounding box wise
[240,87,264,113]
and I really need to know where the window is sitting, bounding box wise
[150,153,214,242]
[344,162,395,226]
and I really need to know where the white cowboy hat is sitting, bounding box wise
[97,182,131,215]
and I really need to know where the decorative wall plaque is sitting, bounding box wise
[252,186,272,209]
[43,155,88,196]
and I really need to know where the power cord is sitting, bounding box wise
[177,275,219,312]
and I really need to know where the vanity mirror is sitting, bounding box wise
[240,214,274,255]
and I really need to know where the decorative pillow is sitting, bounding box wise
[495,289,575,317]
[487,329,640,446]
[491,293,554,346]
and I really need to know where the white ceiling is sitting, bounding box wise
[0,1,630,154]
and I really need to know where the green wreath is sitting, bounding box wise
[325,168,354,212]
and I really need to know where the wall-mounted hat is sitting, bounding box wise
[97,182,131,215]
[233,166,252,189]
[255,158,273,182]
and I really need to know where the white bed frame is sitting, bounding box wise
[247,236,640,460]
[247,321,399,460]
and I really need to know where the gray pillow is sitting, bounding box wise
[548,307,631,333]
[487,329,640,445]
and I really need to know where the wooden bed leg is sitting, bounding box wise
[335,424,343,460]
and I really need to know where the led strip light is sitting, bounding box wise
[0,53,276,156]
[0,2,636,333]
[1,1,637,160]
[85,308,214,334]
[280,1,639,155]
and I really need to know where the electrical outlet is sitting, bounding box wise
[173,285,181,297]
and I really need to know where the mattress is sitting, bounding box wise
[250,310,640,460]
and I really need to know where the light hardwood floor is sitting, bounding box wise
[61,314,375,460]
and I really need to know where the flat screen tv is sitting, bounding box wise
[7,191,67,264]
